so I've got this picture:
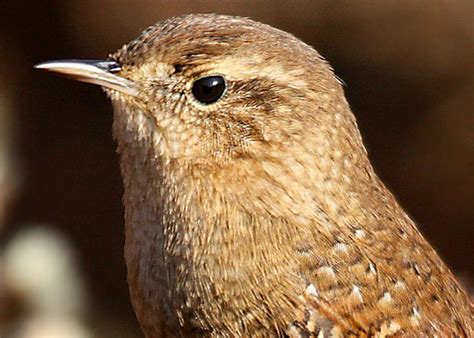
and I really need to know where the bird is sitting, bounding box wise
[35,14,472,337]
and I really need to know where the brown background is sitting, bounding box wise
[0,1,472,337]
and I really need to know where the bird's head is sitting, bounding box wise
[36,14,356,173]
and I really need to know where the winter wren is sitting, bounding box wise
[36,14,472,337]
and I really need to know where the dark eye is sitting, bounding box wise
[191,75,226,104]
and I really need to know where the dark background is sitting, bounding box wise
[0,1,472,337]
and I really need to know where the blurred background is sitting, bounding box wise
[0,1,472,337]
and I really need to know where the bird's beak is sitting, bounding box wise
[34,59,138,96]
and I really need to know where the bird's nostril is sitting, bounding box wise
[97,60,122,73]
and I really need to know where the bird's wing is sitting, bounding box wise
[284,224,473,337]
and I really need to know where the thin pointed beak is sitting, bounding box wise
[34,59,138,96]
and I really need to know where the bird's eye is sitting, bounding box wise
[191,75,226,105]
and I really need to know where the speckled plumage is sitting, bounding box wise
[43,14,474,337]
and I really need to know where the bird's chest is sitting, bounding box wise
[123,212,306,337]
[124,219,199,336]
